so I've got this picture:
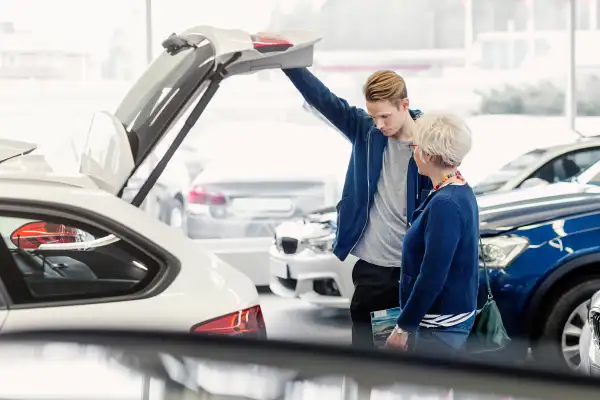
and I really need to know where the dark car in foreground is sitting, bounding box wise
[3,329,600,399]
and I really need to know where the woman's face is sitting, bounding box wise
[411,144,433,177]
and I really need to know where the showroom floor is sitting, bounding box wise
[260,293,351,345]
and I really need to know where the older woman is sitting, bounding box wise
[385,112,479,354]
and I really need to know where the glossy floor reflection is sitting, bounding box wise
[259,293,351,345]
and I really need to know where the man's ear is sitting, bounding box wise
[395,98,409,111]
[403,97,410,111]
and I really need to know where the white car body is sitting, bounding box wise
[582,290,600,376]
[0,26,322,333]
[472,138,600,195]
[269,207,356,308]
[0,180,258,332]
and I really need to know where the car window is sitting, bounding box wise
[475,148,549,187]
[528,147,600,184]
[471,148,549,193]
[0,215,162,305]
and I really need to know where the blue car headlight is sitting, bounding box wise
[479,235,529,268]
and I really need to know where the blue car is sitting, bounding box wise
[477,182,600,371]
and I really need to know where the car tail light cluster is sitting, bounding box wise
[188,185,226,205]
[191,305,267,339]
[10,221,81,249]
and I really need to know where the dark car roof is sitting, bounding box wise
[478,182,600,235]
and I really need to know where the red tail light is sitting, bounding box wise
[188,185,226,205]
[191,305,267,339]
[250,33,293,52]
[10,221,81,249]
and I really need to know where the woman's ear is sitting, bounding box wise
[418,149,428,164]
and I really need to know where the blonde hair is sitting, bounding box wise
[414,113,472,168]
[362,70,407,105]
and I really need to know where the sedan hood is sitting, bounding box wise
[478,182,600,235]
[275,204,337,241]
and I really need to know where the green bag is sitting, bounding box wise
[466,239,512,354]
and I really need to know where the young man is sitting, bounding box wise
[282,67,432,348]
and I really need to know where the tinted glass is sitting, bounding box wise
[0,215,160,304]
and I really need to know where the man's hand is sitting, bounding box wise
[385,328,409,350]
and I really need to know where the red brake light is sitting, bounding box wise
[250,33,292,52]
[191,305,267,339]
[188,185,226,205]
[10,221,81,249]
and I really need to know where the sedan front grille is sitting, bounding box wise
[590,310,600,348]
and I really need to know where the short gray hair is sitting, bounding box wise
[413,113,472,168]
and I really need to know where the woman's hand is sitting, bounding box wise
[385,329,409,350]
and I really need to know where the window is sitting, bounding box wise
[0,214,162,305]
[528,148,600,184]
[473,149,550,194]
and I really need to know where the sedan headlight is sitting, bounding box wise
[479,235,529,268]
[307,233,335,254]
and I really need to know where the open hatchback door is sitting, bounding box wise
[79,26,321,204]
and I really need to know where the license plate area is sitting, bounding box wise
[232,198,293,213]
[270,258,288,278]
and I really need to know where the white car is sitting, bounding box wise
[581,290,600,376]
[472,138,600,195]
[269,206,356,308]
[0,26,322,335]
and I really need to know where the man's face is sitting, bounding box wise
[366,98,409,137]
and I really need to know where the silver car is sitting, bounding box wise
[472,137,600,195]
[185,121,349,240]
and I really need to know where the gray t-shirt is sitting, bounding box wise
[351,138,412,267]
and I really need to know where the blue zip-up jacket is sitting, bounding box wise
[283,68,433,261]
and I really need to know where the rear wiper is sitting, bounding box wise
[0,147,36,165]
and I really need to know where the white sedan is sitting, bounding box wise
[269,206,356,308]
[0,26,321,335]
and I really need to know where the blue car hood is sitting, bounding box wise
[299,183,600,237]
[478,182,600,235]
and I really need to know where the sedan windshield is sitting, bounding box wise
[473,148,549,193]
